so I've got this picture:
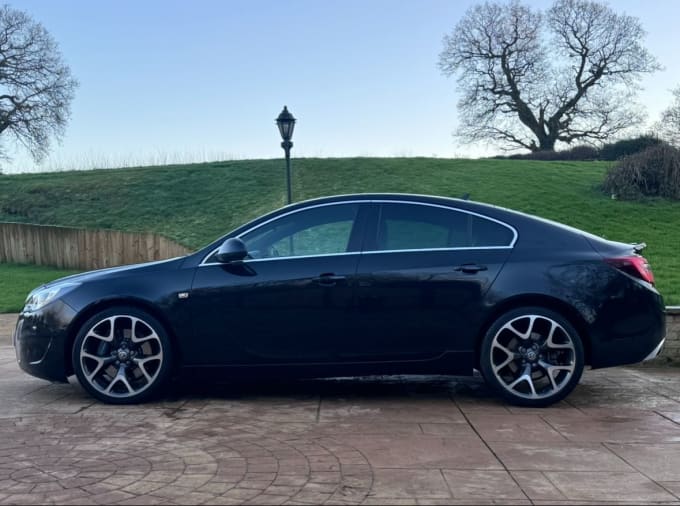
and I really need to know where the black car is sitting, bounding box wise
[14,194,666,406]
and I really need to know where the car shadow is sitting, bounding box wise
[164,373,496,402]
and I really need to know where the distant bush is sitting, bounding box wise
[603,144,680,200]
[498,145,599,161]
[491,136,672,162]
[599,135,665,161]
[565,145,600,160]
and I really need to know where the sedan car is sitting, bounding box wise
[14,194,666,406]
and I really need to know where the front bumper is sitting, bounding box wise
[14,300,77,383]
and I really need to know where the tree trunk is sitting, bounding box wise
[531,128,557,151]
[538,137,556,151]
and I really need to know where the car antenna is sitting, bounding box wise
[461,192,470,200]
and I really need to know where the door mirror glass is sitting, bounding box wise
[215,238,248,263]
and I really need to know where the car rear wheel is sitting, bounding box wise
[479,307,584,407]
[72,307,172,404]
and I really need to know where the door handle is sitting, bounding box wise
[314,273,346,286]
[454,263,488,274]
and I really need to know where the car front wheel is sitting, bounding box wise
[479,307,584,407]
[72,307,172,404]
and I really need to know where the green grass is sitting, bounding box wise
[1,157,678,305]
[0,264,80,312]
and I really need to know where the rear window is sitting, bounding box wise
[469,214,515,247]
[374,203,514,251]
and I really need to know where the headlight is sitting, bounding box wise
[23,282,80,312]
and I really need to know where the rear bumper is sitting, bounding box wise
[589,281,666,369]
[14,300,76,383]
[643,338,665,361]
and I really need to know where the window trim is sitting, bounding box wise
[200,199,518,266]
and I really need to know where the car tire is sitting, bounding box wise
[479,306,584,407]
[72,306,173,404]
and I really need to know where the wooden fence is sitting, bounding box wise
[0,222,191,270]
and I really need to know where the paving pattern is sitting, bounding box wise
[1,318,680,504]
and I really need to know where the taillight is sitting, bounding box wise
[606,256,655,285]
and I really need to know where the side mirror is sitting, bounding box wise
[215,238,248,263]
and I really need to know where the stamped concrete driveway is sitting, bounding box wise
[1,315,680,505]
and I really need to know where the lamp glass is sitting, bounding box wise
[276,107,296,141]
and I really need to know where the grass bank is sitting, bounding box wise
[1,157,678,306]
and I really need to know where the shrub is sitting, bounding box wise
[603,144,680,200]
[600,135,665,161]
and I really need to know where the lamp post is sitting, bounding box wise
[276,106,296,204]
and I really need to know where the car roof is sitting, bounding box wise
[284,193,533,224]
[285,193,504,213]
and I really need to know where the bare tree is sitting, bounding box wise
[656,87,680,146]
[439,0,660,152]
[0,4,77,163]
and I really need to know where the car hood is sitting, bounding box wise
[40,257,186,289]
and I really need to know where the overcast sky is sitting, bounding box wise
[6,0,680,173]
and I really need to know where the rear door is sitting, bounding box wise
[346,201,515,361]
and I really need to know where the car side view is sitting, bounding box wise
[13,194,666,406]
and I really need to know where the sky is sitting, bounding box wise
[5,0,680,173]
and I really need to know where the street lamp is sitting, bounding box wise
[276,106,296,204]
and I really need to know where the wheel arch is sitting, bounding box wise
[476,294,592,367]
[64,297,181,376]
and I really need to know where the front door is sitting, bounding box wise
[187,202,367,365]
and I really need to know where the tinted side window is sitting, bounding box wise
[240,204,359,259]
[469,214,514,247]
[376,203,468,250]
[374,203,513,251]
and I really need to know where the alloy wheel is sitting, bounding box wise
[489,314,577,400]
[79,315,164,399]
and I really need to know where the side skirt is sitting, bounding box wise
[179,351,474,381]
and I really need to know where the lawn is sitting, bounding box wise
[0,264,80,312]
[0,157,678,306]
